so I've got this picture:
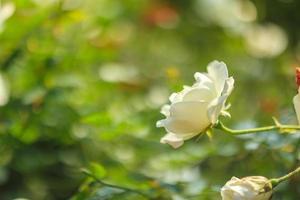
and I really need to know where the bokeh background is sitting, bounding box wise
[0,0,299,199]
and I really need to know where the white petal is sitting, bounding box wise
[169,92,179,103]
[182,87,215,102]
[207,77,234,123]
[160,133,184,148]
[221,186,243,200]
[193,72,216,92]
[160,104,170,116]
[0,3,15,23]
[207,61,229,95]
[207,95,229,124]
[194,72,212,83]
[168,86,191,103]
[164,101,210,134]
[293,92,300,124]
[156,119,166,127]
[222,77,234,96]
[0,74,9,106]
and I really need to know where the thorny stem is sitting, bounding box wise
[82,169,149,198]
[270,166,300,188]
[215,120,300,135]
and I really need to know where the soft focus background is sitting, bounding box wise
[0,0,299,199]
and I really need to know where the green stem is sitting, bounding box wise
[82,170,149,198]
[270,166,300,188]
[215,121,300,135]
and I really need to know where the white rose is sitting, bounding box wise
[0,74,9,106]
[0,2,15,32]
[221,176,272,200]
[156,61,234,148]
[293,65,300,124]
[293,88,300,124]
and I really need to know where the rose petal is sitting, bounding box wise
[194,72,216,92]
[156,119,166,128]
[207,61,228,95]
[160,104,171,116]
[164,101,210,134]
[293,89,300,124]
[182,87,215,102]
[0,74,9,106]
[194,72,212,84]
[0,3,15,23]
[169,86,191,103]
[207,95,228,124]
[160,133,184,148]
[169,92,179,103]
[222,77,234,96]
[207,77,234,123]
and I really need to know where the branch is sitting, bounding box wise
[270,166,300,188]
[81,169,149,198]
[215,120,300,135]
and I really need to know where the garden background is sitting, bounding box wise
[0,0,299,199]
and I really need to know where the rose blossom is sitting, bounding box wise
[156,61,234,148]
[221,176,272,200]
[293,68,300,124]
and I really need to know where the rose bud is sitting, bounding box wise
[221,176,272,200]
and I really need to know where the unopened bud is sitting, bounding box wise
[221,176,272,200]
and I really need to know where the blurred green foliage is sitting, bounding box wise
[0,0,299,199]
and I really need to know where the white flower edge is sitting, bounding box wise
[0,2,15,30]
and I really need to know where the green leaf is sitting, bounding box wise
[89,162,107,179]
